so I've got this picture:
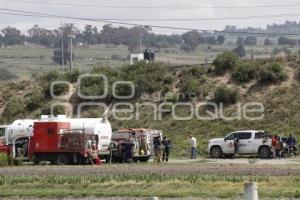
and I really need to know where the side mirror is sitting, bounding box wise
[224,138,227,142]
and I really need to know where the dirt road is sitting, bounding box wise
[1,158,300,176]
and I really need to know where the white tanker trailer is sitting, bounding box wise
[0,115,112,159]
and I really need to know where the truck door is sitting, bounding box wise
[223,133,235,154]
[237,132,253,154]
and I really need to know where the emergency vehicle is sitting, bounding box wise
[107,128,163,163]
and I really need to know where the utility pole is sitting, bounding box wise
[297,38,299,62]
[68,35,75,72]
[61,22,64,71]
[139,26,142,53]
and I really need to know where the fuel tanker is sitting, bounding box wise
[0,115,112,160]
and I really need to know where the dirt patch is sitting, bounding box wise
[1,162,300,176]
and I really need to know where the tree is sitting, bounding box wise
[27,25,54,48]
[217,35,225,45]
[1,26,25,46]
[233,44,246,57]
[182,31,200,51]
[213,51,239,74]
[244,36,257,45]
[206,36,217,45]
[53,24,77,65]
[278,36,296,46]
[264,38,274,46]
[236,36,244,45]
[0,34,3,48]
[83,25,98,45]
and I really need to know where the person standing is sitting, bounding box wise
[190,135,197,159]
[234,134,239,157]
[153,136,162,163]
[275,136,283,159]
[162,137,171,162]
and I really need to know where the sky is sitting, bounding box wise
[1,0,300,34]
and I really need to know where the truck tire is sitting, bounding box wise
[210,146,222,158]
[139,156,150,162]
[259,146,271,159]
[56,154,69,165]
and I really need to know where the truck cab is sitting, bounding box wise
[208,130,272,158]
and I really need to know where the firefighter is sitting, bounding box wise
[153,136,162,163]
[162,137,171,162]
[89,143,101,165]
[139,136,149,156]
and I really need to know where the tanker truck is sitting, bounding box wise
[0,115,112,162]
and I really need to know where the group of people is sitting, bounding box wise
[153,135,198,162]
[272,134,297,159]
[153,136,171,162]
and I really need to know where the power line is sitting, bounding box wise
[3,7,300,22]
[1,8,300,36]
[4,0,300,9]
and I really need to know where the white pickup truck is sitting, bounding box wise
[208,130,272,158]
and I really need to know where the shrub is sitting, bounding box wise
[0,68,17,81]
[188,66,206,78]
[214,85,238,104]
[233,44,246,57]
[2,97,26,123]
[180,43,193,52]
[232,62,257,82]
[213,51,239,74]
[257,62,287,83]
[25,89,45,112]
[120,62,169,96]
[0,153,8,166]
[64,69,81,83]
[181,76,199,100]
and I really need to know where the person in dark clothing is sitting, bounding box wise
[234,134,239,157]
[287,134,297,154]
[162,137,171,162]
[153,136,162,163]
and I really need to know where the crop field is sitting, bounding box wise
[0,42,295,79]
[0,162,300,199]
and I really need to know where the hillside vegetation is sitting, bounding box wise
[0,53,299,157]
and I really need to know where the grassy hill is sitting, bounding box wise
[1,53,300,157]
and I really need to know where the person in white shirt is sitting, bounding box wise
[190,135,197,159]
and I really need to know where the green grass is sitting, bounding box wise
[1,42,295,79]
[0,174,299,198]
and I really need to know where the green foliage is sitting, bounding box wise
[187,66,206,78]
[213,51,239,74]
[0,68,17,81]
[232,62,257,82]
[181,76,199,100]
[25,89,45,112]
[0,153,8,166]
[121,62,169,96]
[1,97,26,123]
[63,69,81,83]
[257,62,287,83]
[214,85,238,104]
[233,44,246,57]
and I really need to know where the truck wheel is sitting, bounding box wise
[139,156,150,162]
[210,146,222,158]
[259,146,271,159]
[56,154,69,165]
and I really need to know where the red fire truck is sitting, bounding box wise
[0,121,99,165]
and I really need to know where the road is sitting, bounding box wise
[1,158,300,176]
